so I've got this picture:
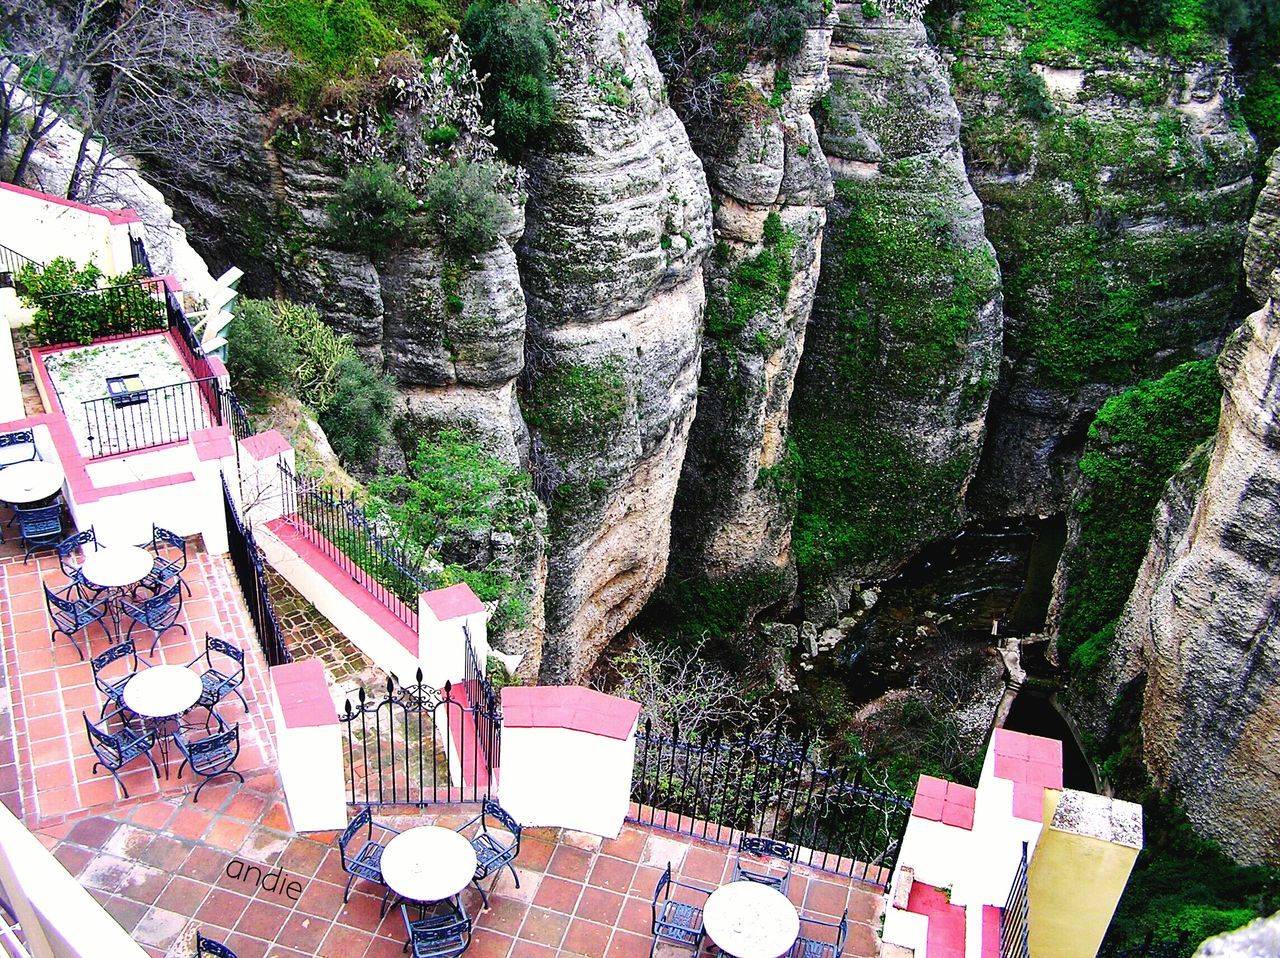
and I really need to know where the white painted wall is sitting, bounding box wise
[257,523,421,681]
[0,299,23,420]
[84,443,195,485]
[0,186,132,274]
[499,725,637,838]
[0,801,148,958]
[419,605,489,689]
[268,679,348,832]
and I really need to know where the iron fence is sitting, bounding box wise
[81,376,221,458]
[463,625,501,772]
[222,476,291,668]
[276,463,428,631]
[629,722,912,888]
[1001,841,1030,958]
[341,671,498,806]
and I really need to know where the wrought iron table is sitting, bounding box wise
[380,825,479,904]
[0,460,64,505]
[703,880,800,958]
[122,664,202,775]
[81,544,155,636]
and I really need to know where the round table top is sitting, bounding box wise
[0,461,64,504]
[703,881,800,958]
[122,665,203,719]
[81,545,154,589]
[380,826,478,903]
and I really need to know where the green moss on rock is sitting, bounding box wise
[523,358,629,458]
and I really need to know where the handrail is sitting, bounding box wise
[1001,841,1031,958]
[0,243,41,285]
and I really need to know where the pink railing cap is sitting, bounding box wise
[421,582,484,620]
[501,686,641,741]
[191,426,233,462]
[270,659,338,728]
[0,182,142,225]
[241,429,291,461]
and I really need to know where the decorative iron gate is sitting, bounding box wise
[341,670,499,806]
[628,721,912,888]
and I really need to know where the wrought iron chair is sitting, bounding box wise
[45,582,111,661]
[120,580,187,655]
[791,909,848,958]
[16,504,62,560]
[187,634,248,725]
[91,638,143,719]
[195,931,239,958]
[0,429,40,468]
[456,798,521,906]
[57,528,107,596]
[400,899,471,958]
[732,835,797,894]
[83,710,158,798]
[651,863,710,957]
[338,805,401,912]
[142,524,191,596]
[174,719,242,802]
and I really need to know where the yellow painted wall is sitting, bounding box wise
[1027,792,1141,958]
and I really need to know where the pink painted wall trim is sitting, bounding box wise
[912,774,977,831]
[422,582,484,620]
[905,882,966,958]
[270,659,338,728]
[241,430,291,461]
[0,182,141,225]
[265,516,418,655]
[192,426,234,462]
[501,686,641,741]
[992,729,1064,822]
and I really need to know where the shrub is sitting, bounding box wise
[328,161,421,256]
[1205,0,1280,34]
[318,353,397,467]
[421,159,507,257]
[227,300,299,409]
[1099,0,1175,37]
[18,258,162,346]
[461,0,558,158]
[272,300,352,408]
[744,0,821,57]
[1010,60,1054,122]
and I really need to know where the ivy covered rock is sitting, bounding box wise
[787,1,1003,595]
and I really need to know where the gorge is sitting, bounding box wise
[4,0,1280,948]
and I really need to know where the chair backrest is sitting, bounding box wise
[57,528,97,574]
[738,835,795,864]
[652,863,673,907]
[0,430,36,465]
[482,799,521,843]
[340,806,373,855]
[207,635,245,672]
[18,505,61,536]
[45,583,78,623]
[143,581,183,621]
[92,640,139,686]
[196,933,239,958]
[82,713,121,762]
[190,725,239,766]
[152,524,186,560]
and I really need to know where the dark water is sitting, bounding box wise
[805,517,1068,706]
[1003,691,1097,791]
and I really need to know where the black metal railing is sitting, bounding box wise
[38,279,168,344]
[276,463,429,631]
[0,242,40,289]
[129,234,153,276]
[342,671,498,806]
[629,722,913,888]
[81,376,222,457]
[222,476,291,668]
[1001,841,1031,958]
[463,625,501,772]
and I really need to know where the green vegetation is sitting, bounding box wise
[371,428,539,637]
[421,159,508,256]
[1056,360,1222,679]
[248,0,457,103]
[522,359,629,457]
[1100,0,1175,37]
[461,0,558,158]
[227,298,396,467]
[648,569,790,640]
[705,212,796,344]
[328,162,422,256]
[18,259,160,347]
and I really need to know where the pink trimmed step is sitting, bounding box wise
[265,516,418,655]
[905,882,967,958]
[271,659,338,728]
[444,684,492,789]
[982,905,1003,958]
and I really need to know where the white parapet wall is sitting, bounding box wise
[498,686,641,838]
[419,583,490,689]
[0,182,138,274]
[269,659,349,832]
[0,300,23,420]
[0,801,149,958]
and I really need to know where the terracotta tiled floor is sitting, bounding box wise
[0,533,276,827]
[34,776,885,958]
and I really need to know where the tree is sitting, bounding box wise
[1099,0,1174,37]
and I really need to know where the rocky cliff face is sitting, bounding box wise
[1103,149,1280,866]
[517,0,713,681]
[787,3,1002,615]
[948,24,1257,517]
[662,19,834,625]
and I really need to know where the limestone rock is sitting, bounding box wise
[1104,149,1280,865]
[1195,912,1280,958]
[518,0,714,682]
